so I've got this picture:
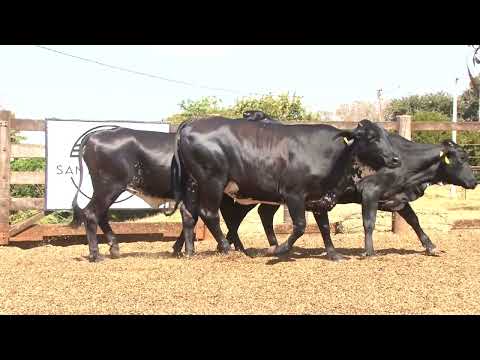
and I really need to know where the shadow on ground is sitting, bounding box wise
[261,246,439,265]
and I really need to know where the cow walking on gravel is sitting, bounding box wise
[69,112,281,262]
[221,136,478,257]
[170,117,401,260]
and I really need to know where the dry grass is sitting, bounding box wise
[1,185,480,315]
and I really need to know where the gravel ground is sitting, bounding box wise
[1,227,480,315]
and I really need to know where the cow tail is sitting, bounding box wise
[164,120,190,216]
[70,135,90,228]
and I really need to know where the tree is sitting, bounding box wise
[459,78,479,122]
[232,93,306,122]
[470,45,480,66]
[166,93,317,124]
[167,97,235,124]
[463,46,480,121]
[384,92,452,119]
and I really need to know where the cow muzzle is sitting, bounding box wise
[465,179,477,190]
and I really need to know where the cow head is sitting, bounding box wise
[438,140,477,189]
[350,119,401,169]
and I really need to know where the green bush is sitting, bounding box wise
[385,92,453,120]
[10,158,46,198]
[167,93,319,124]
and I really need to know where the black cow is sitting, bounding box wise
[170,117,401,259]
[222,136,478,257]
[69,116,272,262]
[70,127,180,262]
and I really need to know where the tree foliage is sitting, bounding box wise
[10,133,45,199]
[384,92,453,120]
[459,84,479,122]
[167,93,315,124]
[471,45,480,66]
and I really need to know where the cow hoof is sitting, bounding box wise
[426,245,439,256]
[218,247,230,255]
[327,252,347,261]
[89,254,105,263]
[172,251,183,258]
[273,243,291,256]
[217,241,230,254]
[360,251,376,258]
[110,248,121,259]
[217,243,233,252]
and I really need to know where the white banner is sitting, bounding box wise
[45,119,170,210]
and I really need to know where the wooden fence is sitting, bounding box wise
[2,111,480,246]
[278,115,480,234]
[0,111,205,245]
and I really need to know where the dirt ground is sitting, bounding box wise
[1,185,480,315]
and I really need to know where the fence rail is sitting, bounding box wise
[2,112,480,245]
[1,112,204,245]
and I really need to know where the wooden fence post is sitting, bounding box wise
[0,111,12,245]
[392,115,411,234]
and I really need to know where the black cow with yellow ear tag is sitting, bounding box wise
[438,140,477,189]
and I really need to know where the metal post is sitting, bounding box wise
[392,115,411,234]
[377,89,383,121]
[0,111,12,245]
[451,78,458,197]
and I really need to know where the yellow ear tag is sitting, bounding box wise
[343,137,349,144]
[439,151,444,157]
[444,156,450,165]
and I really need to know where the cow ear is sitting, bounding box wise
[439,151,451,165]
[352,126,365,139]
[343,137,354,146]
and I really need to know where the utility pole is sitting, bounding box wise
[377,89,383,121]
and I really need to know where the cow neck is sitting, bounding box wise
[400,144,445,187]
[304,139,358,213]
[333,142,367,191]
[344,142,379,185]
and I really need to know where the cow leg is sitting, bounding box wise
[272,197,306,256]
[175,178,199,257]
[397,203,437,255]
[313,211,346,261]
[83,181,124,262]
[172,230,185,256]
[220,196,254,252]
[172,230,199,255]
[83,202,103,262]
[361,186,381,257]
[95,184,125,259]
[179,203,198,257]
[98,218,120,259]
[173,194,200,257]
[258,204,280,247]
[197,181,230,254]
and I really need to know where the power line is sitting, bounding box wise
[35,45,268,96]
